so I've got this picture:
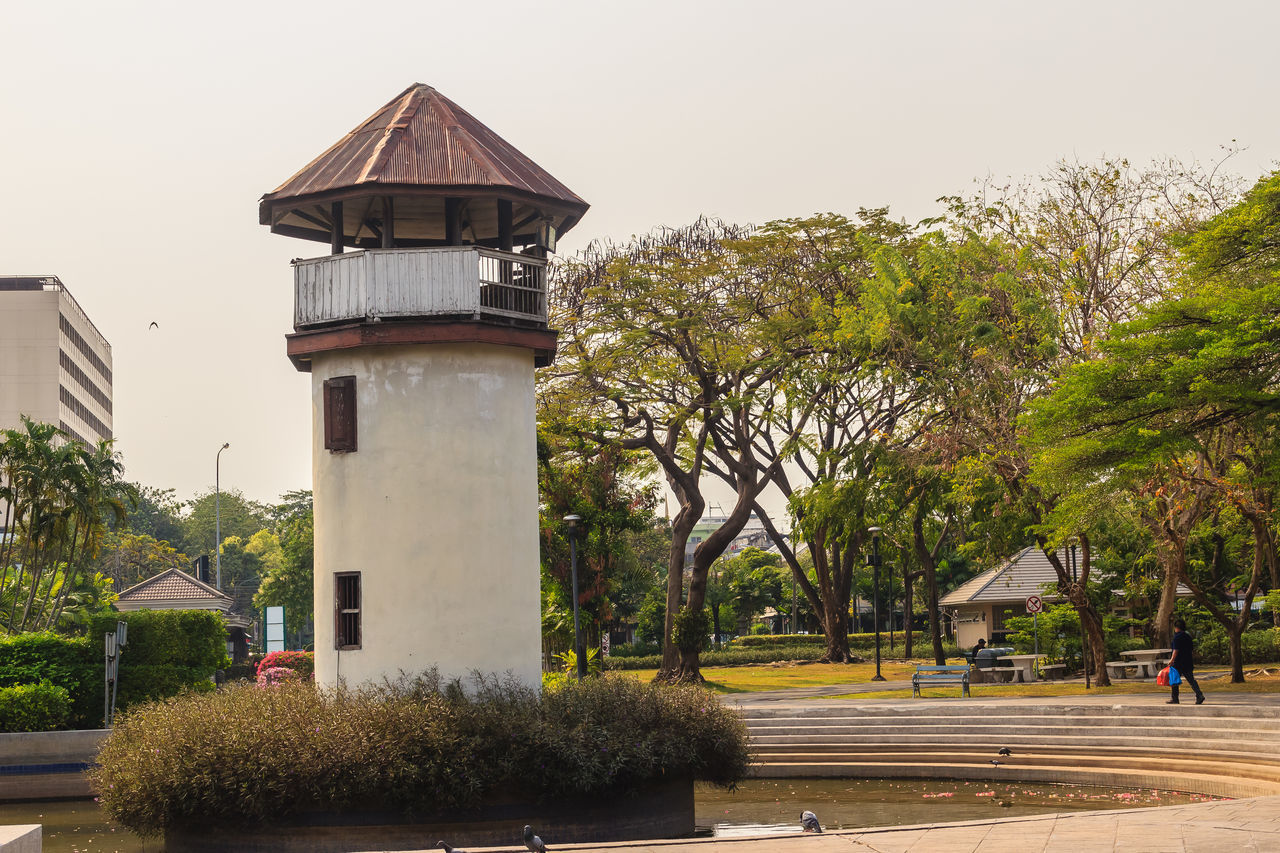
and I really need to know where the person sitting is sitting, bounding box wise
[972,637,987,659]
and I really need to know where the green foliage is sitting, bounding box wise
[93,672,750,837]
[0,417,131,634]
[671,606,710,654]
[1194,626,1280,665]
[606,641,660,658]
[554,646,602,676]
[731,633,831,648]
[0,632,97,728]
[253,508,314,649]
[0,682,71,732]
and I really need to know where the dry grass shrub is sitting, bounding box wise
[92,671,748,837]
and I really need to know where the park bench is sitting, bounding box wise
[913,664,971,698]
[1040,663,1067,680]
[1105,660,1141,680]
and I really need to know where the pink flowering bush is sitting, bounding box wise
[255,667,299,686]
[255,651,314,680]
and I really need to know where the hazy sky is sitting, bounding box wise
[3,1,1278,507]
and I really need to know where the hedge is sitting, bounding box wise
[0,682,71,732]
[93,672,750,837]
[0,610,230,729]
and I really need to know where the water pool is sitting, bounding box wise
[696,778,1221,837]
[0,779,1224,851]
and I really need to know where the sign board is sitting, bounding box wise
[264,606,286,654]
[1025,595,1044,614]
[601,632,611,658]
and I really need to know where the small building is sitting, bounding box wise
[115,568,254,662]
[942,545,1192,649]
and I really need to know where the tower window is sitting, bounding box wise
[323,376,357,452]
[335,572,361,650]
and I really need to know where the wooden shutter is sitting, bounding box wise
[323,376,357,452]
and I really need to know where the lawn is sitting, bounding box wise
[614,661,1280,699]
[618,660,938,693]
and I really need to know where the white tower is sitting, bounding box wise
[260,84,588,689]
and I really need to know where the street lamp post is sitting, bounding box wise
[564,514,587,681]
[215,442,230,590]
[868,526,885,681]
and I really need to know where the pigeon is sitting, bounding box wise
[523,825,548,853]
[990,759,1003,767]
[998,747,1012,756]
[801,810,822,833]
[438,843,464,853]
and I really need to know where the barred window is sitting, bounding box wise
[335,572,361,650]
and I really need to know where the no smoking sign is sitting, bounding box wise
[1025,595,1044,614]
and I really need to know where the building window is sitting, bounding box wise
[335,572,361,650]
[323,376,357,452]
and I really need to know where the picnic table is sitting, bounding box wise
[1120,648,1171,678]
[997,653,1046,683]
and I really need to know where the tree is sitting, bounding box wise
[94,530,190,590]
[1027,171,1280,679]
[123,484,185,546]
[0,417,130,634]
[548,219,817,681]
[179,489,270,560]
[535,421,659,654]
[253,508,314,649]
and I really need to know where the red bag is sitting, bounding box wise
[1157,666,1171,686]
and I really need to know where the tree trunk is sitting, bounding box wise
[912,504,948,665]
[1154,555,1180,649]
[822,595,853,662]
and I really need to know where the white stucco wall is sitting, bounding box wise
[310,342,542,690]
[955,607,991,650]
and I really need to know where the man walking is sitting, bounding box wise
[1167,618,1205,705]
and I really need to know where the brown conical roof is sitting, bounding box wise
[260,83,588,248]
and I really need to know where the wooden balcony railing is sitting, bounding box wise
[293,247,547,330]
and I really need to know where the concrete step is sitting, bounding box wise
[745,723,1273,741]
[751,751,1280,783]
[741,703,1280,722]
[749,760,1280,798]
[750,743,1280,767]
[743,713,1280,732]
[748,732,1280,755]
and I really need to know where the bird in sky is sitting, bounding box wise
[523,825,548,852]
[801,810,822,833]
[148,321,159,329]
[437,842,464,853]
[998,747,1012,756]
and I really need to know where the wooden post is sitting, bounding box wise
[445,197,462,246]
[497,199,514,252]
[381,197,394,249]
[330,202,344,255]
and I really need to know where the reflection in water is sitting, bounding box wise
[696,778,1223,837]
[0,800,153,852]
[0,779,1226,850]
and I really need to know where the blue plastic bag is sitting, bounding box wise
[1168,666,1182,685]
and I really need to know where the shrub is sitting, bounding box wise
[606,641,660,658]
[1196,626,1280,665]
[731,634,829,649]
[92,671,749,837]
[255,651,314,680]
[0,682,71,732]
[0,632,97,728]
[256,666,299,686]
